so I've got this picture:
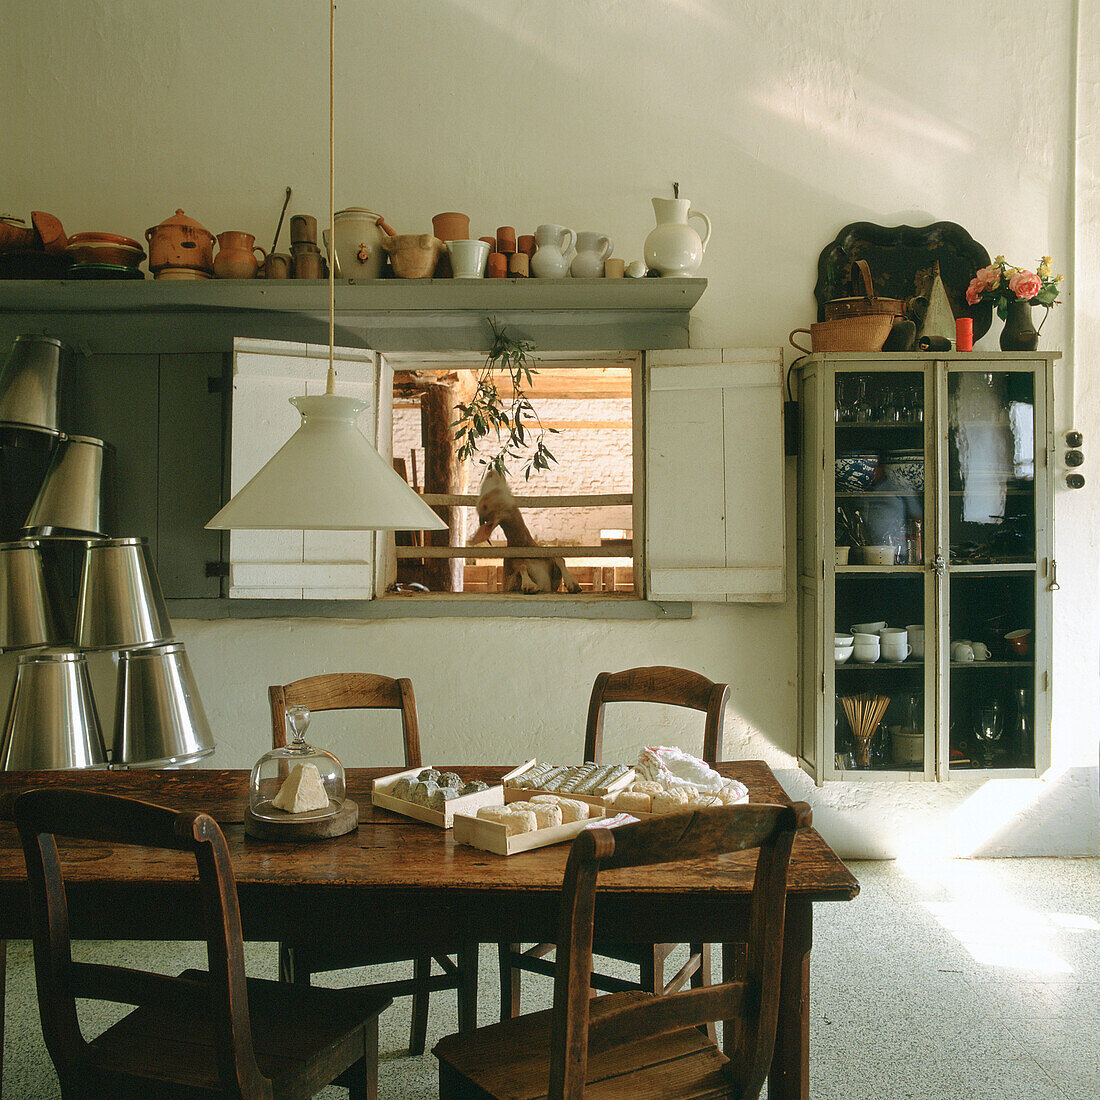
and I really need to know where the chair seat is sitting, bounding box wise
[87,969,389,1098]
[434,991,734,1100]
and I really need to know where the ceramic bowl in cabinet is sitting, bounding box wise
[835,453,878,493]
[885,450,924,492]
[65,233,146,270]
[835,644,854,664]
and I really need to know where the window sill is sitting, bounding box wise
[166,597,693,621]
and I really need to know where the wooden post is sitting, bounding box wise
[421,382,464,592]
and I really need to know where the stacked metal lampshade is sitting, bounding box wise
[0,334,215,770]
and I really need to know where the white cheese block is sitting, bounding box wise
[271,763,330,813]
[530,794,590,823]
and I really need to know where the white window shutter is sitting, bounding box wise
[645,348,785,603]
[227,338,379,599]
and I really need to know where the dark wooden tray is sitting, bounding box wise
[815,221,993,338]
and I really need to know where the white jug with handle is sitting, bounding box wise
[643,197,711,277]
[570,232,613,278]
[530,223,576,278]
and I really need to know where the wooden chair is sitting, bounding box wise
[270,672,477,1057]
[436,801,811,1100]
[499,665,731,1024]
[14,787,391,1099]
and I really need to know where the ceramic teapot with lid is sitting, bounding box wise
[643,197,711,278]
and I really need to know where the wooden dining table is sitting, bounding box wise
[0,761,858,1100]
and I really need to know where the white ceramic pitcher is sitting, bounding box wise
[643,197,712,278]
[322,207,388,278]
[530,223,576,279]
[570,232,613,278]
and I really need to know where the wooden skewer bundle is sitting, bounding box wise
[840,693,891,765]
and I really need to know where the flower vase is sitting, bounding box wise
[999,299,1039,351]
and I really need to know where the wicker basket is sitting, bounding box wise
[789,313,894,354]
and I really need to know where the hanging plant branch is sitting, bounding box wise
[451,317,558,479]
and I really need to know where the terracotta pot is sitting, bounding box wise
[65,233,145,269]
[496,226,517,254]
[145,209,215,273]
[213,231,266,279]
[379,234,444,279]
[432,212,470,242]
[487,252,507,278]
[516,234,536,257]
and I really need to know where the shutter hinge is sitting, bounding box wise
[821,671,826,693]
[1042,671,1049,692]
[205,561,230,578]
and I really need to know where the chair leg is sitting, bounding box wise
[409,951,431,1056]
[279,942,311,986]
[638,945,662,996]
[457,941,478,1032]
[349,1017,379,1100]
[498,942,521,1022]
[690,942,716,1042]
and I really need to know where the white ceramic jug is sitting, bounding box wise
[530,223,576,279]
[322,207,388,278]
[570,232,613,278]
[643,197,712,278]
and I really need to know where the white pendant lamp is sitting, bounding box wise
[206,2,446,534]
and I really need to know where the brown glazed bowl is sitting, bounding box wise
[65,233,145,269]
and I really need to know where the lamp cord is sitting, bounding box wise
[327,0,336,395]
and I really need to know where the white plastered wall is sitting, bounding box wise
[3,0,1097,856]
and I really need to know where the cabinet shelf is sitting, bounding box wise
[835,420,923,429]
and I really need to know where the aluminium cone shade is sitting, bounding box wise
[0,539,65,650]
[206,393,448,531]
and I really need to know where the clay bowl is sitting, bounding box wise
[381,234,444,279]
[65,233,145,270]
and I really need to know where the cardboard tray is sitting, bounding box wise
[453,807,608,856]
[371,761,532,829]
[502,760,635,810]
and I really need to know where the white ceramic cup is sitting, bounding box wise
[881,640,912,662]
[851,632,879,644]
[851,621,886,635]
[853,639,880,663]
[446,238,490,278]
[971,642,991,660]
[906,624,925,658]
[862,545,897,565]
[835,545,850,565]
[952,641,975,662]
[834,633,854,646]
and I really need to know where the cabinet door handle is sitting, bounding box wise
[932,553,946,577]
[1049,558,1060,591]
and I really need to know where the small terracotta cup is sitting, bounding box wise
[604,258,625,278]
[496,226,517,254]
[487,252,508,278]
[293,251,322,279]
[289,214,317,244]
[1004,628,1032,657]
[264,253,291,279]
[508,253,529,278]
[479,236,496,250]
[517,234,536,257]
[432,212,470,241]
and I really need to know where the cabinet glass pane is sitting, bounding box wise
[834,574,926,772]
[835,370,925,566]
[947,572,1036,770]
[947,371,1036,563]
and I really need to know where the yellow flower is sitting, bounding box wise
[993,255,1006,265]
[1038,256,1053,278]
[1005,267,1019,277]
[1055,274,1064,282]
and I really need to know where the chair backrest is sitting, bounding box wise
[548,801,811,1100]
[584,665,731,764]
[269,672,421,767]
[13,788,270,1098]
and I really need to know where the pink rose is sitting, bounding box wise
[1009,270,1042,301]
[965,277,983,306]
[975,265,1002,291]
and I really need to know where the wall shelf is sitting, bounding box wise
[0,277,705,353]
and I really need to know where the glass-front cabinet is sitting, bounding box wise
[796,352,1056,783]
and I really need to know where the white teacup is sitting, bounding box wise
[851,632,880,645]
[853,640,880,663]
[446,238,490,278]
[881,640,912,662]
[971,642,991,660]
[906,624,925,658]
[952,641,975,662]
[851,621,886,635]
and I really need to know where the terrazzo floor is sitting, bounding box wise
[2,857,1097,1098]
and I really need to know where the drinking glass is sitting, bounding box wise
[973,699,1003,766]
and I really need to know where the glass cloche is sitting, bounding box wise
[248,705,345,821]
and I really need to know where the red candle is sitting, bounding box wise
[956,317,974,352]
